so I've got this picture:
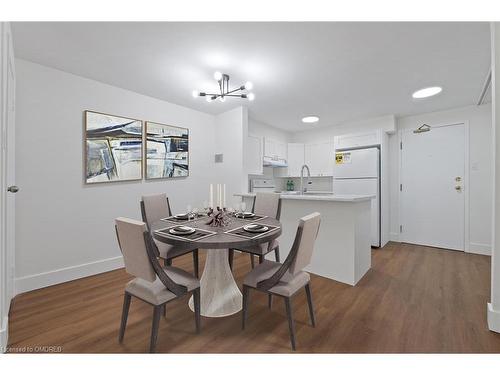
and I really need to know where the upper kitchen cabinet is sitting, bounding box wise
[334,130,383,150]
[264,138,287,160]
[245,134,264,175]
[305,142,334,176]
[275,143,304,177]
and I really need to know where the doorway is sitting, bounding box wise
[400,122,467,251]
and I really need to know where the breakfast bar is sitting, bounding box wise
[235,193,373,285]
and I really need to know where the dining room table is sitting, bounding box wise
[151,211,282,318]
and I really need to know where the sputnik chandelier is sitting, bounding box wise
[192,71,255,103]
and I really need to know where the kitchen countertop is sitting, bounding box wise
[234,192,374,202]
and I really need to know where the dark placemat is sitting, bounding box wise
[225,224,280,239]
[232,214,267,221]
[154,226,216,241]
[161,214,206,224]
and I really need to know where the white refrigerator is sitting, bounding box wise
[333,147,380,247]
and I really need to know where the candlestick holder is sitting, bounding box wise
[206,207,231,227]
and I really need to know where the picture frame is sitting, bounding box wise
[84,110,143,184]
[144,121,190,179]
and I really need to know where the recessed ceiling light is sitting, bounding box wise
[302,116,319,124]
[412,86,442,99]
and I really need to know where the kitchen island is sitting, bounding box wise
[234,193,374,286]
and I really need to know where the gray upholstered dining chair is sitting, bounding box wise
[229,192,281,269]
[140,193,199,278]
[241,212,320,351]
[115,217,201,353]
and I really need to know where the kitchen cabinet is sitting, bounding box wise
[275,143,304,177]
[264,138,287,160]
[305,142,334,176]
[245,135,263,175]
[334,130,382,150]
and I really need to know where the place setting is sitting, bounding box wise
[154,224,216,241]
[225,222,280,239]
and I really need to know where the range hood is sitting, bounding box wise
[263,156,288,168]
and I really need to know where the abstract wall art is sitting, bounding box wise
[145,121,189,179]
[85,111,143,184]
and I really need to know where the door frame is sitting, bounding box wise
[398,121,470,252]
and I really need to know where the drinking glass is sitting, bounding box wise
[241,202,246,213]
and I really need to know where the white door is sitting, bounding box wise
[400,123,466,251]
[1,22,16,351]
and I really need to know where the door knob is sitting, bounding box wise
[455,177,462,182]
[7,185,19,193]
[455,186,462,192]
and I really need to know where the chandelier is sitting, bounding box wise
[192,72,255,102]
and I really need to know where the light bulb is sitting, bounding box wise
[214,71,223,81]
[244,81,253,90]
[192,90,199,98]
[219,96,226,102]
[248,93,255,101]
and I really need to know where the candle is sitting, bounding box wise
[223,184,226,208]
[209,184,213,208]
[216,184,220,208]
[218,184,222,208]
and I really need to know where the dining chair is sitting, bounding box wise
[115,217,201,353]
[140,193,199,277]
[229,192,281,270]
[241,212,320,351]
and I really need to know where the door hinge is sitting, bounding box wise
[400,183,402,191]
[400,141,402,150]
[400,225,403,233]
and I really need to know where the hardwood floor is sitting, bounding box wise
[7,242,500,353]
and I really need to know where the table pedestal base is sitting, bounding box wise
[188,248,242,317]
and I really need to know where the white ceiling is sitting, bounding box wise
[12,22,491,131]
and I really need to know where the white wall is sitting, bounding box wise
[14,59,217,293]
[396,104,493,255]
[489,21,500,333]
[213,106,249,205]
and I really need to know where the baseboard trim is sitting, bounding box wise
[488,303,500,333]
[389,232,400,242]
[14,256,124,295]
[468,242,491,256]
[0,316,8,353]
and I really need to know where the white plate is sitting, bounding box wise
[174,213,195,220]
[169,226,195,235]
[237,212,255,218]
[243,224,269,233]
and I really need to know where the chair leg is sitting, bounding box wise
[259,255,264,264]
[193,288,201,333]
[250,254,255,268]
[163,304,167,317]
[305,283,316,327]
[284,297,296,351]
[165,258,172,267]
[268,293,273,309]
[150,305,162,353]
[242,285,250,330]
[118,292,131,342]
[228,249,234,270]
[193,250,199,278]
[274,247,280,262]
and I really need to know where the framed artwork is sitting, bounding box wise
[85,110,143,184]
[145,121,189,179]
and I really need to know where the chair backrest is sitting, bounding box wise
[289,212,321,275]
[115,217,156,283]
[253,192,281,219]
[141,193,171,227]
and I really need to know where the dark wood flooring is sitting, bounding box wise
[7,242,500,353]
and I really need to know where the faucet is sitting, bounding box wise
[300,164,312,194]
